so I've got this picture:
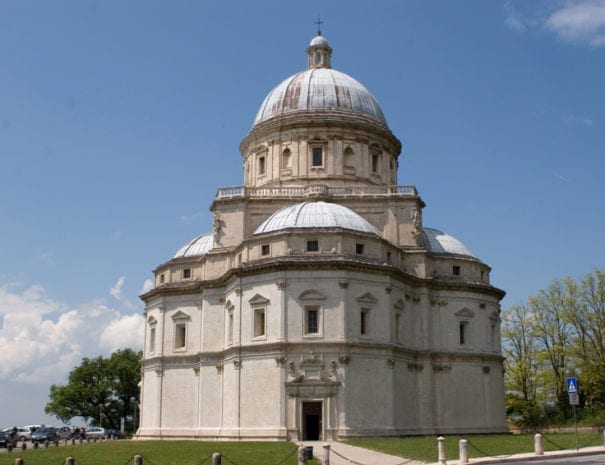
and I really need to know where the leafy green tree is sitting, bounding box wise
[502,304,543,428]
[528,280,573,419]
[46,349,141,431]
[564,270,605,411]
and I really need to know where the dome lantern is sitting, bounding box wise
[307,33,332,69]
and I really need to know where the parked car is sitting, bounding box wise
[85,427,106,439]
[31,427,59,443]
[55,426,72,440]
[13,427,34,442]
[105,429,124,439]
[0,431,18,448]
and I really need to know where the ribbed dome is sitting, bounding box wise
[422,228,475,257]
[254,69,386,126]
[253,34,387,127]
[254,201,378,235]
[173,232,213,258]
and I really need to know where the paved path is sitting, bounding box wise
[302,441,425,465]
[301,441,605,465]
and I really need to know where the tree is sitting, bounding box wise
[502,268,605,426]
[46,349,141,432]
[502,304,543,428]
[528,280,573,419]
[564,270,605,410]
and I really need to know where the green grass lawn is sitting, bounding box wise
[0,440,320,465]
[346,432,605,463]
[1,433,602,465]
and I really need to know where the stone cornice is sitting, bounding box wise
[140,341,504,370]
[240,109,402,158]
[141,255,505,302]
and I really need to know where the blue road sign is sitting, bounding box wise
[566,376,578,394]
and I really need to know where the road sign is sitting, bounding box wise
[569,393,579,406]
[566,376,578,394]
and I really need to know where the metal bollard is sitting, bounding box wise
[134,455,143,465]
[459,439,468,465]
[298,444,306,465]
[65,457,75,465]
[323,442,330,465]
[212,452,221,465]
[14,458,24,465]
[535,433,544,456]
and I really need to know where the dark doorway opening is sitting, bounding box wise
[302,401,322,440]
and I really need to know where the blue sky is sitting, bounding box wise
[1,1,604,427]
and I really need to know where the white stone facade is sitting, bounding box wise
[136,34,508,441]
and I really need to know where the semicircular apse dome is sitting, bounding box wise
[254,201,378,235]
[173,232,214,258]
[422,228,475,257]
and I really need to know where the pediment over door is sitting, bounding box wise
[299,290,327,301]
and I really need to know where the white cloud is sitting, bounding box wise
[0,284,143,385]
[99,313,145,353]
[546,0,605,47]
[140,278,154,294]
[180,212,206,223]
[504,2,529,31]
[109,276,126,300]
[564,114,594,126]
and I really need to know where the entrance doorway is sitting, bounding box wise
[302,401,322,440]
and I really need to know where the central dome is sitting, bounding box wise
[254,201,378,235]
[253,34,387,127]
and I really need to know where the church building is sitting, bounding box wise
[136,33,508,440]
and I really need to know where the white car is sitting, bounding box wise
[85,427,106,439]
[15,427,35,442]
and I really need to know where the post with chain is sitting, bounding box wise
[322,442,330,465]
[534,433,544,455]
[437,436,446,465]
[212,452,221,465]
[459,439,468,465]
[134,455,143,465]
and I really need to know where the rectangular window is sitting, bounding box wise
[261,244,270,256]
[306,240,319,252]
[453,265,461,276]
[254,308,266,338]
[371,154,379,173]
[258,156,266,175]
[228,309,234,344]
[183,268,191,279]
[356,243,364,255]
[175,323,187,350]
[459,321,469,345]
[306,307,319,334]
[160,274,165,283]
[312,147,323,167]
[394,313,401,343]
[149,327,156,353]
[360,308,370,335]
